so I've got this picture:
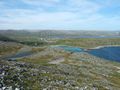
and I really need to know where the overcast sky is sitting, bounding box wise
[0,0,120,30]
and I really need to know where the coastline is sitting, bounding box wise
[88,45,120,50]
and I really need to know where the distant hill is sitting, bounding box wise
[0,30,120,43]
[0,34,17,42]
[0,30,120,38]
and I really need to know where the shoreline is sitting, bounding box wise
[50,44,120,51]
[88,45,120,50]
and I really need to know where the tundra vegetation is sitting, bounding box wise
[0,30,120,90]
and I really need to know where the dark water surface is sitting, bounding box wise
[52,36,120,39]
[56,45,120,62]
[6,52,32,60]
[87,46,120,62]
[5,45,120,62]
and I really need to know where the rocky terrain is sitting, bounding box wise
[0,36,120,90]
[0,48,120,90]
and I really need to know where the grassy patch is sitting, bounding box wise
[31,47,46,53]
[108,72,120,87]
[0,44,22,56]
[55,38,120,48]
[19,55,54,65]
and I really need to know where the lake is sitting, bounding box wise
[53,45,84,52]
[6,51,32,60]
[5,45,120,62]
[87,46,120,62]
[51,36,120,39]
[55,45,120,62]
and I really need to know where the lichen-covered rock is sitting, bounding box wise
[0,55,120,90]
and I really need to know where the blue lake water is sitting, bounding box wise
[87,47,120,62]
[6,52,32,60]
[55,45,120,62]
[5,45,120,62]
[51,36,120,39]
[56,45,84,52]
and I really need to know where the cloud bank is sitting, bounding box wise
[0,0,120,30]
